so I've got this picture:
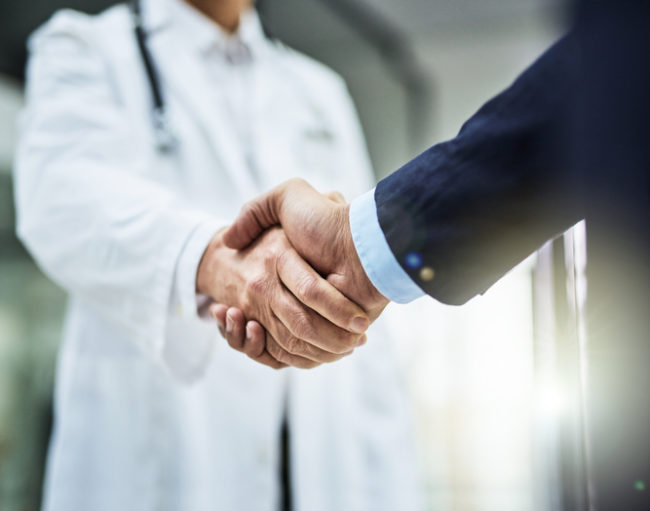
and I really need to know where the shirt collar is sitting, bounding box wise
[144,0,267,61]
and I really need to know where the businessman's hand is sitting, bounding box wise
[197,226,368,369]
[223,179,389,323]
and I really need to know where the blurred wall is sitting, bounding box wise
[263,0,564,179]
[0,75,66,511]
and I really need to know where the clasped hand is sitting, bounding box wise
[198,179,389,370]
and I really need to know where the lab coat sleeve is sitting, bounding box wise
[14,13,225,383]
[170,219,224,323]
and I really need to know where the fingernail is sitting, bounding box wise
[226,314,234,333]
[356,335,367,347]
[350,317,369,334]
[245,323,253,341]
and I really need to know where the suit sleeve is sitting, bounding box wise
[375,35,584,305]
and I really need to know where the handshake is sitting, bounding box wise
[197,178,389,370]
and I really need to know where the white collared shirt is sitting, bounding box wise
[168,0,263,177]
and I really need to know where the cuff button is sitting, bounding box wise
[419,267,435,282]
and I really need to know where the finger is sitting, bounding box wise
[242,321,266,359]
[222,190,282,250]
[325,191,346,204]
[327,272,388,324]
[223,178,314,250]
[277,249,369,336]
[251,350,289,370]
[358,334,368,347]
[209,303,229,338]
[241,322,288,370]
[212,307,289,370]
[265,332,322,370]
[209,303,228,327]
[248,345,289,370]
[224,307,247,351]
[268,306,355,364]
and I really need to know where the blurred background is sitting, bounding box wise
[0,1,591,510]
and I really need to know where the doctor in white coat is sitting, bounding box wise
[14,0,421,510]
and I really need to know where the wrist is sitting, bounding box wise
[337,204,389,309]
[196,227,228,297]
[338,204,358,270]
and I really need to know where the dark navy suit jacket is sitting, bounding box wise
[374,1,650,508]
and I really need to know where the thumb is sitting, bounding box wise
[222,189,282,249]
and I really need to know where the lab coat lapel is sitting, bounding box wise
[151,31,258,199]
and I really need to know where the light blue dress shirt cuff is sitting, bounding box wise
[349,189,425,304]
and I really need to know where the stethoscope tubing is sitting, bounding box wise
[130,0,176,152]
[129,0,328,153]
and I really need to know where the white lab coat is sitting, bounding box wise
[14,1,421,510]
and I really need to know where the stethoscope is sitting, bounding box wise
[129,0,177,153]
[129,0,330,155]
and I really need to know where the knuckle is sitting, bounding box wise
[263,247,280,267]
[340,331,360,350]
[241,200,257,217]
[274,351,290,366]
[285,335,305,356]
[296,276,320,304]
[293,340,337,365]
[301,360,320,370]
[267,342,290,365]
[288,310,316,341]
[325,330,357,355]
[330,342,352,355]
[333,301,357,324]
[276,249,292,272]
[239,294,255,316]
[289,356,311,369]
[247,273,268,297]
[324,348,346,363]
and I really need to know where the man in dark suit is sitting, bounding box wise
[220,0,649,508]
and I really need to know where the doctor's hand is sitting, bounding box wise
[197,226,369,369]
[223,179,390,324]
[208,304,287,370]
[209,305,367,370]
